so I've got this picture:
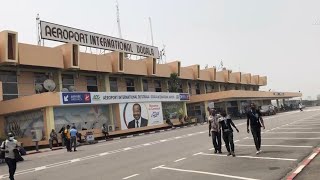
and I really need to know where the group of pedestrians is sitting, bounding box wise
[209,103,265,156]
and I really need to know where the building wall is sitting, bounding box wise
[18,71,35,97]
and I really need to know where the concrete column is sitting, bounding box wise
[108,105,114,130]
[103,74,110,92]
[276,99,280,108]
[183,102,188,116]
[0,116,5,139]
[162,79,168,92]
[53,70,62,92]
[44,107,55,140]
[204,101,209,117]
[136,77,143,92]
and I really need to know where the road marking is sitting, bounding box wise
[174,158,186,162]
[123,174,139,179]
[123,147,133,151]
[193,152,203,156]
[278,128,316,130]
[99,152,110,156]
[265,132,320,134]
[153,165,259,180]
[152,165,165,170]
[34,166,46,171]
[235,144,313,148]
[250,137,320,140]
[197,152,297,161]
[70,158,80,163]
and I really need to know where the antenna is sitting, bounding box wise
[36,14,42,46]
[35,84,43,94]
[149,17,154,46]
[116,0,122,38]
[43,79,56,92]
[158,44,166,64]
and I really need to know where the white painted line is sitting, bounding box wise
[174,158,186,162]
[198,152,297,161]
[252,137,320,140]
[99,152,110,156]
[156,166,259,180]
[293,165,305,174]
[96,141,122,147]
[193,152,203,156]
[123,147,133,151]
[308,153,318,160]
[127,135,134,138]
[160,139,168,142]
[70,158,80,163]
[123,174,139,179]
[175,136,182,139]
[139,133,145,136]
[235,144,313,148]
[278,128,315,130]
[143,143,151,146]
[34,166,47,171]
[265,132,320,134]
[152,165,165,170]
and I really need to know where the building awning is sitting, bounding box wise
[188,90,302,104]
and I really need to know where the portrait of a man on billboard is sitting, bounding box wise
[127,103,148,128]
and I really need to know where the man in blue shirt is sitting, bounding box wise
[70,126,78,152]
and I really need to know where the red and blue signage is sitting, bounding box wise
[62,93,91,104]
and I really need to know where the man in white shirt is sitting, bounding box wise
[128,104,148,128]
[1,133,19,180]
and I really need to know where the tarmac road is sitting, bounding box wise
[1,107,320,180]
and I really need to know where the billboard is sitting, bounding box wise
[120,102,164,130]
[40,21,159,58]
[60,92,190,105]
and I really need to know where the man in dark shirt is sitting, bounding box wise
[247,103,265,154]
[219,112,239,157]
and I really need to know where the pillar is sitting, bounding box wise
[44,107,55,140]
[0,116,6,139]
[276,99,280,108]
[183,102,188,116]
[135,77,143,92]
[53,70,62,92]
[101,74,110,92]
[204,101,210,117]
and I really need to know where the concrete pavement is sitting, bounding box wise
[1,108,320,180]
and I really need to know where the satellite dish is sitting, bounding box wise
[43,79,56,92]
[68,86,76,92]
[61,88,69,92]
[35,84,43,94]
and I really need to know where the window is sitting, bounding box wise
[86,76,98,92]
[126,78,135,92]
[195,83,200,95]
[205,84,212,93]
[154,80,162,92]
[34,73,49,93]
[62,74,74,90]
[188,82,192,94]
[109,77,118,92]
[0,71,18,100]
[143,79,148,92]
[177,82,183,93]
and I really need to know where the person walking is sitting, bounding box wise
[101,124,109,141]
[219,111,239,157]
[64,125,71,152]
[299,103,303,111]
[247,103,265,154]
[1,133,19,180]
[59,125,66,147]
[70,126,78,152]
[208,110,222,154]
[49,129,59,150]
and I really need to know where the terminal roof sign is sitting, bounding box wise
[40,21,160,58]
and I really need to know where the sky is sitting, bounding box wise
[0,0,319,99]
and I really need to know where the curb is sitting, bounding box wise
[286,147,320,180]
[24,123,202,156]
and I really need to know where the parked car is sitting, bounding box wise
[260,105,276,116]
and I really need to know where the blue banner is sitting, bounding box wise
[62,93,91,104]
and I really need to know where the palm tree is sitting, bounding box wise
[168,73,181,92]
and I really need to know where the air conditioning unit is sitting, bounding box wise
[108,125,114,132]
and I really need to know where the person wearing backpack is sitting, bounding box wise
[1,133,19,180]
[219,112,239,157]
[101,124,109,141]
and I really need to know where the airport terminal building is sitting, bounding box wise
[0,22,301,147]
